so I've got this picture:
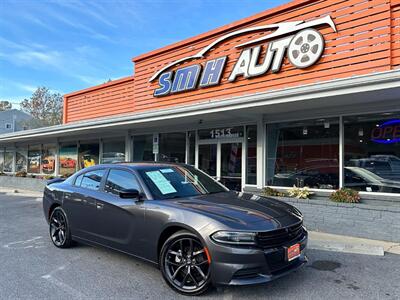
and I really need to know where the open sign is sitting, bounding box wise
[371,120,400,144]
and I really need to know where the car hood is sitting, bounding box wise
[172,191,302,231]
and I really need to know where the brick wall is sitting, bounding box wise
[277,197,400,242]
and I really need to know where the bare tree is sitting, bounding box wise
[20,87,63,127]
[0,101,12,111]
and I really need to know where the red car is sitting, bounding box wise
[60,158,76,169]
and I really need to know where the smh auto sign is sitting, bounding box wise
[150,16,337,97]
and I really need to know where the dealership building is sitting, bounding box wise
[1,0,400,202]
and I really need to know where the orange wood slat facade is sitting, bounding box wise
[64,0,400,124]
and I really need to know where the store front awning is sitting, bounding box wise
[1,70,399,145]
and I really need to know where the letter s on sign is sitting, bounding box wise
[154,71,173,97]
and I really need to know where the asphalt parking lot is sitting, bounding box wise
[1,192,399,300]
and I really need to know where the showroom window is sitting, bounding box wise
[133,135,153,161]
[41,144,56,175]
[344,112,400,193]
[28,145,41,174]
[266,118,339,189]
[59,144,78,176]
[246,125,257,185]
[101,139,126,164]
[16,148,27,172]
[4,150,13,172]
[0,149,3,172]
[78,142,99,170]
[159,132,186,163]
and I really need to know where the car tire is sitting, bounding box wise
[160,230,211,296]
[49,207,73,248]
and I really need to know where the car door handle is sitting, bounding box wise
[96,203,104,210]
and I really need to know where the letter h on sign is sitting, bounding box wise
[199,56,227,87]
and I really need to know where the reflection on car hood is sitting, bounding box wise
[173,191,302,230]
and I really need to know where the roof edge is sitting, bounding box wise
[1,69,398,143]
[64,75,134,98]
[132,0,313,62]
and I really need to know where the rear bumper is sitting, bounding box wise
[208,231,308,286]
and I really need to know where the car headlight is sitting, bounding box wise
[211,231,256,245]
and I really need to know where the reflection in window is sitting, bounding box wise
[188,131,196,165]
[159,132,186,163]
[101,140,125,164]
[246,125,257,185]
[79,142,99,170]
[105,169,140,195]
[28,145,41,174]
[344,112,400,193]
[267,118,339,189]
[133,135,153,161]
[16,148,27,172]
[4,151,13,172]
[79,169,105,191]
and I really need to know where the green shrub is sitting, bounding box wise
[288,185,313,199]
[262,187,287,197]
[330,188,361,203]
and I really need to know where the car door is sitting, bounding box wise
[90,168,146,254]
[63,168,107,240]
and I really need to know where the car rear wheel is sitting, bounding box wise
[160,230,211,295]
[49,207,72,248]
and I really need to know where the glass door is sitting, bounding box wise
[220,142,242,191]
[198,144,217,178]
[197,140,243,191]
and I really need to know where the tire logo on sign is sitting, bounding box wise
[288,29,325,69]
[151,15,337,97]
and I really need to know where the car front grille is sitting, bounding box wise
[256,221,304,249]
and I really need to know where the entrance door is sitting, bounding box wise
[198,144,217,178]
[197,141,243,191]
[220,142,242,191]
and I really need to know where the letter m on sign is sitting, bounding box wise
[171,65,201,93]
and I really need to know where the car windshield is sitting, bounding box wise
[137,165,228,200]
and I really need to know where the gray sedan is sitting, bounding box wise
[43,163,307,295]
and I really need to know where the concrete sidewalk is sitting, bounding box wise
[2,187,399,257]
[308,231,400,256]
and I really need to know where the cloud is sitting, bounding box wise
[13,50,62,67]
[13,83,37,93]
[54,1,117,28]
[74,75,105,86]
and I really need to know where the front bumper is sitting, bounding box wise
[208,231,308,286]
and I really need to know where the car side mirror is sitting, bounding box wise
[119,189,140,199]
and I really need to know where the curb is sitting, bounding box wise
[308,240,384,256]
[308,231,400,256]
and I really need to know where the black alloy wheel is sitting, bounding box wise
[160,231,211,295]
[49,207,72,248]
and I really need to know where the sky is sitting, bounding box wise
[0,0,287,108]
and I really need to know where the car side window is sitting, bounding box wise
[77,169,106,191]
[105,169,141,196]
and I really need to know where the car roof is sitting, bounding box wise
[92,161,189,171]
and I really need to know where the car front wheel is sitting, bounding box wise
[49,207,72,248]
[160,230,211,295]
